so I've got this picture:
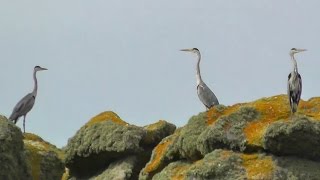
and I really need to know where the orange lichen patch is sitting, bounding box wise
[85,111,128,126]
[145,120,167,131]
[299,97,320,120]
[244,95,290,146]
[144,135,176,174]
[170,164,191,180]
[207,103,245,125]
[241,154,274,180]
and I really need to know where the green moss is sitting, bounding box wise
[186,150,245,180]
[263,117,320,160]
[65,119,145,178]
[23,133,64,180]
[0,116,32,180]
[142,120,176,146]
[174,112,209,160]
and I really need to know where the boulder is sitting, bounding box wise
[0,116,31,180]
[65,111,176,179]
[23,133,65,180]
[140,95,320,179]
[152,149,320,180]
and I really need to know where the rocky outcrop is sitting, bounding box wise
[2,94,320,179]
[0,116,31,180]
[23,133,65,180]
[140,95,320,179]
[0,116,64,180]
[65,111,176,179]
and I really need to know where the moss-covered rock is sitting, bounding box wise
[65,111,175,179]
[152,149,320,180]
[140,95,320,179]
[263,116,320,161]
[139,129,181,180]
[198,107,260,155]
[23,133,64,180]
[142,120,176,146]
[65,112,145,178]
[0,116,31,180]
[89,156,138,180]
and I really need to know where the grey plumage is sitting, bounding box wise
[287,48,306,114]
[180,48,219,109]
[9,66,47,132]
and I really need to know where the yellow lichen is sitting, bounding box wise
[170,164,190,180]
[207,103,245,125]
[245,95,290,146]
[24,142,42,180]
[145,120,166,131]
[241,154,274,180]
[144,139,173,173]
[23,133,65,180]
[207,94,320,147]
[299,98,320,121]
[85,111,128,126]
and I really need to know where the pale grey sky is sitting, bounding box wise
[1,0,320,147]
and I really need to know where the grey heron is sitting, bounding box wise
[180,48,219,109]
[287,48,306,114]
[9,66,48,133]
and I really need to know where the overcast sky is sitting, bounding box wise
[1,0,319,147]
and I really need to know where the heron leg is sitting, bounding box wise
[23,115,26,133]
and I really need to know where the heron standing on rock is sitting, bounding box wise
[9,66,48,132]
[287,48,306,114]
[180,48,219,109]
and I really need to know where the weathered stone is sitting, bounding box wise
[65,112,145,178]
[0,116,31,180]
[23,133,65,180]
[142,120,176,146]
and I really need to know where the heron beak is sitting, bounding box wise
[41,68,48,71]
[297,49,307,53]
[180,48,192,52]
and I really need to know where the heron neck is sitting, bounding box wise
[32,70,38,96]
[196,52,202,85]
[291,54,298,73]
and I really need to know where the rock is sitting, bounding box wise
[140,95,320,179]
[139,130,181,180]
[23,133,65,180]
[0,116,31,180]
[142,120,176,146]
[89,156,138,180]
[152,149,320,180]
[65,111,176,179]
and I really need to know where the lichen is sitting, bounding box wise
[23,133,64,180]
[142,120,176,145]
[85,111,128,127]
[241,154,274,180]
[144,135,176,174]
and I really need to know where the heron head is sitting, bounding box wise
[180,48,200,55]
[34,66,48,72]
[180,48,200,57]
[290,48,307,56]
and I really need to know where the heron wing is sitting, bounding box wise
[10,93,35,120]
[287,73,302,111]
[197,82,219,109]
[287,73,293,108]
